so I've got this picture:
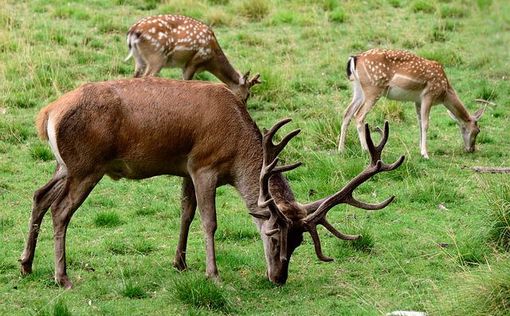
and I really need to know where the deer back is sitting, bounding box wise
[38,78,260,181]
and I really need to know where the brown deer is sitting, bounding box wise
[19,77,404,288]
[338,48,485,159]
[125,14,260,102]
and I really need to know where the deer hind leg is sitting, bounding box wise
[354,94,380,150]
[173,177,197,271]
[141,52,167,77]
[191,169,219,280]
[20,165,67,275]
[132,46,147,78]
[50,173,102,289]
[338,80,365,152]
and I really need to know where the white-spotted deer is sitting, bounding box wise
[20,77,404,288]
[125,14,260,102]
[338,48,485,159]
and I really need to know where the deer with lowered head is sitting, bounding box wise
[338,48,485,159]
[125,14,260,102]
[20,77,404,288]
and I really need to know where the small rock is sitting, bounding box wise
[438,203,448,211]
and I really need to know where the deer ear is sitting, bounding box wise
[473,107,485,121]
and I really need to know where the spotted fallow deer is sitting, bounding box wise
[125,14,260,102]
[19,77,404,288]
[338,48,485,159]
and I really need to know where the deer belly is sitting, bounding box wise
[167,48,196,67]
[386,86,422,103]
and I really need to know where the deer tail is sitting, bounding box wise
[35,107,50,141]
[124,31,141,62]
[346,56,358,81]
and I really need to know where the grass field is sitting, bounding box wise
[1,0,510,315]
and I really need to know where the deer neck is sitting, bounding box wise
[444,89,472,125]
[209,49,242,89]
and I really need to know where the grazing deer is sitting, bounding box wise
[125,14,260,102]
[338,48,485,159]
[20,77,404,288]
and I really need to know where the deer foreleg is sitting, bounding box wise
[192,170,219,280]
[419,97,432,159]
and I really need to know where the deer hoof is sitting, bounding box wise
[19,262,32,275]
[173,257,187,271]
[56,275,73,289]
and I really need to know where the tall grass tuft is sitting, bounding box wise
[30,143,53,161]
[411,0,436,13]
[174,275,232,313]
[239,0,270,21]
[349,228,375,253]
[438,258,510,315]
[121,281,147,299]
[94,211,122,227]
[485,181,510,251]
[53,300,72,316]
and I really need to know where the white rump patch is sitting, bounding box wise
[47,113,67,169]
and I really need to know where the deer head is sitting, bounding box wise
[252,120,404,284]
[229,71,262,103]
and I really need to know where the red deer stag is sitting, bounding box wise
[20,78,404,288]
[125,14,260,102]
[338,48,485,159]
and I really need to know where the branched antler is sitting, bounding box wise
[303,121,404,261]
[251,118,301,261]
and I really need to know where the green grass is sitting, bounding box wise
[1,0,510,315]
[174,275,232,313]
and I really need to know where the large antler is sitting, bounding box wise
[303,121,405,261]
[250,118,301,261]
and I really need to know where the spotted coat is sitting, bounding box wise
[355,48,450,98]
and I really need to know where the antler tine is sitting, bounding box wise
[364,121,390,164]
[320,218,360,240]
[263,119,301,161]
[308,225,334,262]
[258,119,302,224]
[345,195,395,210]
